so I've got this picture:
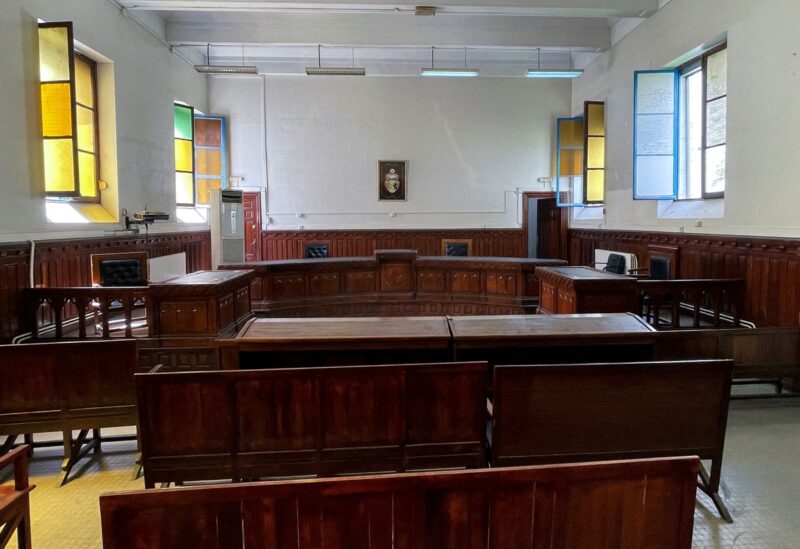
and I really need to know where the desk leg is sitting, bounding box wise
[698,459,732,523]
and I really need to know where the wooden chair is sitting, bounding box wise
[100,457,699,549]
[0,446,33,549]
[89,252,149,335]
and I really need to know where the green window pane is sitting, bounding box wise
[77,105,95,152]
[78,151,97,197]
[586,170,604,203]
[75,56,94,107]
[175,139,193,172]
[38,25,71,82]
[586,137,605,169]
[175,172,194,205]
[43,138,76,193]
[174,104,193,140]
[41,82,73,137]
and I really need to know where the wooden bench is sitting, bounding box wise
[136,361,487,487]
[490,359,733,522]
[100,456,699,549]
[0,340,138,485]
[0,446,33,549]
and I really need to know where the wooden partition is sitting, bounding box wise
[490,359,733,521]
[0,340,138,484]
[101,457,699,549]
[0,445,33,549]
[136,362,487,487]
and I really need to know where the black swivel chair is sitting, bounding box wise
[594,253,627,275]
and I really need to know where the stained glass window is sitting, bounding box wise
[555,116,585,207]
[193,116,227,206]
[584,101,605,204]
[38,22,99,200]
[174,103,195,206]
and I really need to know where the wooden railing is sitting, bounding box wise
[637,279,746,330]
[25,287,149,340]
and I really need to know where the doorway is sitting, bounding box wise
[521,192,568,260]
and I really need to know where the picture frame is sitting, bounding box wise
[378,160,407,201]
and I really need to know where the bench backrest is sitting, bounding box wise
[0,340,138,434]
[491,359,732,466]
[101,456,699,549]
[136,361,487,485]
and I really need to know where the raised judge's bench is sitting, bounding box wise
[220,249,566,317]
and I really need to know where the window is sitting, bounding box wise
[174,103,195,206]
[584,101,605,204]
[679,45,727,199]
[555,116,585,207]
[194,116,227,206]
[633,43,727,201]
[38,22,100,201]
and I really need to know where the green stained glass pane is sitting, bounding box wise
[174,104,193,140]
[38,25,71,82]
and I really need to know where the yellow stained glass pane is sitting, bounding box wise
[586,137,605,169]
[586,103,605,136]
[75,56,94,107]
[559,119,584,148]
[176,172,194,205]
[196,178,222,206]
[78,151,97,198]
[77,106,95,152]
[559,149,583,176]
[41,83,73,137]
[43,138,76,192]
[175,139,193,172]
[586,170,604,202]
[38,25,71,82]
[196,149,221,176]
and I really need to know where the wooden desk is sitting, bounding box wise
[537,266,637,314]
[449,312,656,365]
[149,270,254,338]
[219,316,452,369]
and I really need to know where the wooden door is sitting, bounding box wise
[242,192,262,262]
[536,198,566,260]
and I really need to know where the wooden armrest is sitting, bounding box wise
[148,364,165,374]
[0,445,30,490]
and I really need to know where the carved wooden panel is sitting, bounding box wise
[137,347,218,373]
[271,275,305,300]
[235,287,251,320]
[486,271,517,296]
[309,273,341,295]
[540,284,557,314]
[450,271,481,294]
[345,271,377,294]
[380,263,413,292]
[159,301,210,335]
[417,270,446,293]
[219,293,235,332]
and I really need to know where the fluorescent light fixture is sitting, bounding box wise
[421,46,479,77]
[306,45,366,76]
[526,68,584,78]
[421,68,479,77]
[194,43,258,74]
[305,66,366,76]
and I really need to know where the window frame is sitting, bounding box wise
[555,115,586,208]
[174,102,196,207]
[700,42,727,200]
[71,51,101,203]
[582,100,605,205]
[193,114,228,207]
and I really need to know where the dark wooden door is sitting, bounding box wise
[536,198,566,259]
[242,192,262,262]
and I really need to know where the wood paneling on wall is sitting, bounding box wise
[0,231,211,341]
[262,229,525,260]
[570,229,800,328]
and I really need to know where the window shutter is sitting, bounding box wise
[194,115,228,207]
[583,101,605,204]
[633,69,679,200]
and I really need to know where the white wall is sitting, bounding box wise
[572,0,800,237]
[0,0,207,242]
[210,75,570,229]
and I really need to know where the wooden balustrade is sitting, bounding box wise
[637,278,745,329]
[25,287,149,340]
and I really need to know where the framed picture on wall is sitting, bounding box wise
[378,160,407,201]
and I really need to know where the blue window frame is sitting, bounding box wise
[633,69,679,200]
[193,114,228,206]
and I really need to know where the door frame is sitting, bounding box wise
[521,192,569,260]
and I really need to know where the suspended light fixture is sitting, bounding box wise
[194,43,258,74]
[421,47,479,77]
[526,48,583,79]
[305,45,366,76]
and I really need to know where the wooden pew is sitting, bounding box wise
[0,340,138,485]
[490,359,733,522]
[101,457,699,549]
[0,446,33,549]
[136,362,487,488]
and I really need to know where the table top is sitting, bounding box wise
[448,313,654,341]
[153,270,253,286]
[536,266,633,281]
[235,316,452,344]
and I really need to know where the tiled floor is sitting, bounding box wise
[3,398,800,548]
